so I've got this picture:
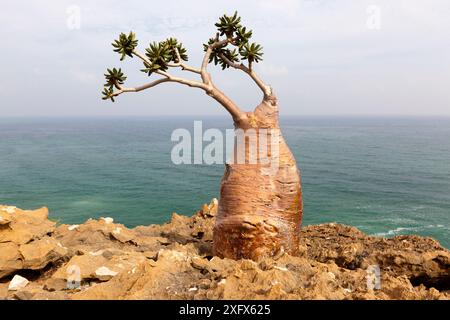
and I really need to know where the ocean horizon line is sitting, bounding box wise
[2,114,450,121]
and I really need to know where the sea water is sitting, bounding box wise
[0,116,448,248]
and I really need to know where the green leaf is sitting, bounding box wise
[141,40,175,75]
[239,42,263,63]
[104,68,127,87]
[161,37,189,62]
[112,31,138,61]
[215,11,242,38]
[101,86,115,102]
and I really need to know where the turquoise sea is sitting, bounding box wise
[0,116,449,248]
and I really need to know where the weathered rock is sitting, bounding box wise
[0,206,54,244]
[0,283,8,300]
[0,202,449,300]
[0,242,23,278]
[95,266,118,281]
[8,275,29,291]
[19,237,68,270]
[13,290,35,300]
[52,250,146,283]
[0,207,68,279]
[43,278,68,292]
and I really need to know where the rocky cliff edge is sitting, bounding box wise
[0,201,449,300]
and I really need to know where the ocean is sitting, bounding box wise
[0,116,449,248]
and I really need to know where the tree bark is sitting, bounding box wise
[213,95,303,260]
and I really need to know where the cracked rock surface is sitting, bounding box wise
[0,202,449,300]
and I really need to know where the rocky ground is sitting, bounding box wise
[0,201,449,300]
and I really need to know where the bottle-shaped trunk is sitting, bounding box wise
[213,97,303,260]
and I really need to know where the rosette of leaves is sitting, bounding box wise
[215,11,241,38]
[217,49,239,69]
[202,38,238,69]
[102,87,115,102]
[239,43,263,63]
[112,32,138,61]
[104,68,127,87]
[162,37,188,63]
[102,68,127,102]
[234,26,252,47]
[141,41,172,75]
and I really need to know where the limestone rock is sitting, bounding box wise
[0,202,449,300]
[0,283,8,300]
[0,242,23,278]
[0,206,54,244]
[52,250,146,282]
[8,275,29,291]
[95,266,118,281]
[19,237,68,270]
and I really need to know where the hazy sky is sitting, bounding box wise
[1,0,449,117]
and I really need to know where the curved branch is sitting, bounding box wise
[166,48,202,74]
[201,36,229,84]
[112,78,171,97]
[218,53,271,98]
[124,47,244,121]
[132,50,152,65]
[156,70,209,90]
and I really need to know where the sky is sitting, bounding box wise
[0,0,449,117]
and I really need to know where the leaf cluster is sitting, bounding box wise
[141,38,188,76]
[112,32,138,61]
[102,68,126,102]
[205,11,263,69]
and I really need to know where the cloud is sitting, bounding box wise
[258,64,289,77]
[0,0,449,116]
[71,70,98,85]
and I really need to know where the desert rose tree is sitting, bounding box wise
[102,12,303,260]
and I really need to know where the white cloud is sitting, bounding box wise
[71,70,98,85]
[258,64,289,77]
[0,0,449,116]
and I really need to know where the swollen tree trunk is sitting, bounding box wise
[213,95,303,261]
[103,13,303,261]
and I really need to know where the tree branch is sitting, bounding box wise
[166,48,202,74]
[132,50,151,65]
[121,47,244,121]
[218,53,272,98]
[112,78,171,97]
[156,70,209,90]
[201,36,229,85]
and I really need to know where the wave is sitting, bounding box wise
[372,224,447,237]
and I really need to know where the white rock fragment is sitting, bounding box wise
[68,225,79,231]
[1,206,16,214]
[95,266,118,281]
[158,249,187,262]
[210,198,218,208]
[188,287,198,292]
[343,288,352,293]
[89,250,104,256]
[273,266,289,272]
[8,275,29,291]
[113,227,122,235]
[101,217,114,224]
[218,279,227,286]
